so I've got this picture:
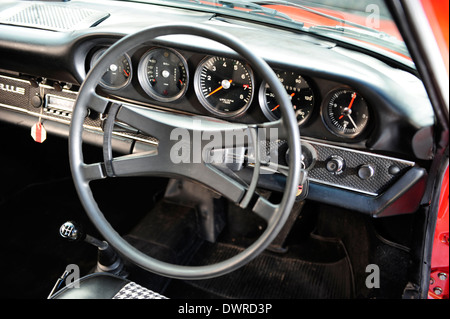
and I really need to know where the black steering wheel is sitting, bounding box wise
[69,23,301,280]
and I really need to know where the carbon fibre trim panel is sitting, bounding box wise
[305,139,414,196]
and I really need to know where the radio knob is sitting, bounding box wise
[31,95,42,108]
[326,155,345,175]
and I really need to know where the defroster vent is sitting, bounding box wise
[0,2,109,32]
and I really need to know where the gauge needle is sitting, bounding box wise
[271,93,295,111]
[123,69,130,77]
[339,92,357,119]
[347,114,358,128]
[207,79,232,97]
[271,105,280,111]
[348,92,357,109]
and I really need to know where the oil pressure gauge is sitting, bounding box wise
[322,89,370,138]
[138,47,189,102]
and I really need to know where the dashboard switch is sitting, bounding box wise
[358,164,375,180]
[388,165,401,175]
[326,155,345,175]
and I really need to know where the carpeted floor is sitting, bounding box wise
[166,239,354,299]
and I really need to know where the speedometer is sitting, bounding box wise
[259,71,314,125]
[194,56,254,117]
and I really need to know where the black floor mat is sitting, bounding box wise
[165,235,354,299]
[121,201,202,293]
[115,197,355,299]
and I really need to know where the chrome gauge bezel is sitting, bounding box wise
[194,56,255,118]
[137,47,189,103]
[258,71,315,126]
[90,48,132,90]
[258,81,278,121]
[321,88,370,139]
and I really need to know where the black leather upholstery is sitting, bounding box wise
[50,272,129,299]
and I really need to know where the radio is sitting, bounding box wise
[44,94,76,118]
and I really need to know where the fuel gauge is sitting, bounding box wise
[90,48,132,90]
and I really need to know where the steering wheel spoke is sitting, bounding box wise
[116,103,251,148]
[81,162,107,182]
[252,195,279,223]
[106,149,246,203]
[87,91,110,114]
[109,151,158,177]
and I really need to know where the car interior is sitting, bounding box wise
[0,0,447,299]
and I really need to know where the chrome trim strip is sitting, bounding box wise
[0,74,31,84]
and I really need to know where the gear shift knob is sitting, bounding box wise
[60,221,85,241]
[60,221,108,249]
[59,221,126,277]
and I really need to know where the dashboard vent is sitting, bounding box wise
[0,3,109,31]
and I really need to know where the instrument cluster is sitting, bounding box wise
[88,45,372,140]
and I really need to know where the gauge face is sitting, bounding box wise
[259,71,314,125]
[194,56,254,117]
[322,89,370,138]
[138,47,188,102]
[91,48,132,90]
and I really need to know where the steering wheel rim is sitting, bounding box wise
[69,23,301,280]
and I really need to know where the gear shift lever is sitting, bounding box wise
[59,221,127,277]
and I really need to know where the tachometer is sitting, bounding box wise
[322,89,370,138]
[259,71,314,125]
[138,47,188,102]
[194,56,254,117]
[90,48,132,90]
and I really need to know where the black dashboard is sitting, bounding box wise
[0,0,435,217]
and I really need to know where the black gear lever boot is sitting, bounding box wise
[59,221,127,277]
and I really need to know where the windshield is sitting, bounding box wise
[120,0,411,63]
